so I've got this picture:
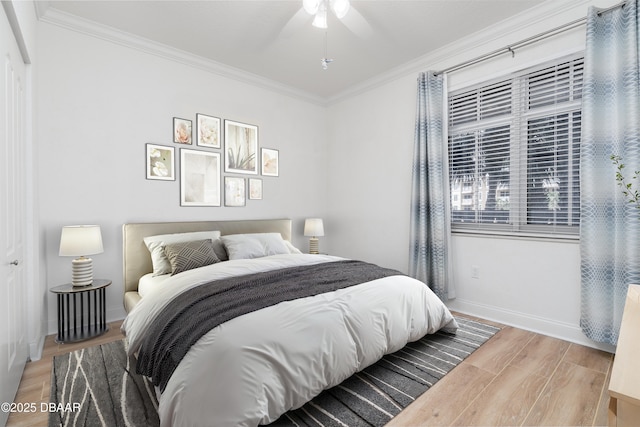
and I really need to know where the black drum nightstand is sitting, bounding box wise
[50,279,111,344]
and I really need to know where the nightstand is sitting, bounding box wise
[50,279,111,344]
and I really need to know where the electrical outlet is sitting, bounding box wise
[471,265,480,279]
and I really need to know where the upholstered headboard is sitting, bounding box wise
[122,219,292,312]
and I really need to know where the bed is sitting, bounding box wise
[121,219,458,427]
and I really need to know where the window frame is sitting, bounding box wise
[447,53,583,239]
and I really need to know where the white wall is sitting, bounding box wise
[36,22,329,334]
[326,0,618,352]
[34,0,622,352]
[326,74,416,271]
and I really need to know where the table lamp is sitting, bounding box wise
[59,225,104,287]
[304,218,324,254]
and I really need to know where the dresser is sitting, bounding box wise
[608,284,640,426]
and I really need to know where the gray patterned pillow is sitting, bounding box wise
[163,239,220,276]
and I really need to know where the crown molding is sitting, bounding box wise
[2,0,31,63]
[37,7,328,106]
[33,0,50,20]
[326,0,593,105]
[36,0,602,108]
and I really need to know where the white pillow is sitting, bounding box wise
[284,240,302,254]
[220,233,291,260]
[144,230,221,276]
[138,273,170,298]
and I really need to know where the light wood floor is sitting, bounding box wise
[7,314,613,427]
[389,314,612,427]
[6,321,127,427]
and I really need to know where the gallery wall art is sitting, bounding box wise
[146,143,175,181]
[180,149,221,207]
[224,120,258,175]
[145,114,280,207]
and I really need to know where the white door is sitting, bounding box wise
[0,6,28,425]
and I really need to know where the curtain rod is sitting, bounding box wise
[435,1,626,76]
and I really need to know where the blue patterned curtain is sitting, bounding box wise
[409,72,454,301]
[581,0,640,345]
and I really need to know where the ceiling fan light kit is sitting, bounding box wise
[312,5,328,28]
[304,0,350,28]
[331,0,350,19]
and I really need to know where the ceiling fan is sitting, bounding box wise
[279,0,373,69]
[280,0,373,39]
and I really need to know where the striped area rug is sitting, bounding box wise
[49,317,499,427]
[271,317,499,426]
[49,339,159,427]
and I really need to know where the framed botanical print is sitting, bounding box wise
[225,120,258,174]
[146,143,175,181]
[261,148,279,177]
[173,117,192,144]
[180,149,221,206]
[248,178,263,200]
[196,113,221,148]
[224,176,246,206]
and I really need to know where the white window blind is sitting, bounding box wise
[448,55,583,236]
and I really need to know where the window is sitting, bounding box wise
[448,55,583,236]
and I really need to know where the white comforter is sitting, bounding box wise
[122,254,457,427]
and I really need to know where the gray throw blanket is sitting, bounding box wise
[136,260,403,392]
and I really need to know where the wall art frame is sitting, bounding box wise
[173,117,192,144]
[261,148,279,177]
[248,178,263,200]
[224,176,246,207]
[145,143,175,181]
[224,119,258,175]
[196,113,221,148]
[180,148,221,206]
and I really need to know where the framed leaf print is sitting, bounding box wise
[225,120,258,174]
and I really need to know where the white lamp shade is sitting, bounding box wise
[59,225,104,256]
[304,218,325,237]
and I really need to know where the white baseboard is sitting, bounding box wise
[447,298,616,354]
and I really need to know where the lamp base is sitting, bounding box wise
[309,237,319,255]
[71,257,94,287]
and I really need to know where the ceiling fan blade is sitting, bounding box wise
[341,6,373,39]
[279,7,312,39]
